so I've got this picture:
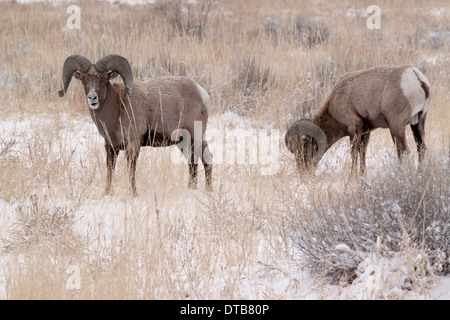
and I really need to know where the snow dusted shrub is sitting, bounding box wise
[227,56,273,114]
[287,154,449,283]
[1,194,80,254]
[419,26,450,50]
[153,0,216,39]
[293,16,330,47]
[233,56,271,97]
[263,16,330,47]
[0,139,20,202]
[0,139,15,158]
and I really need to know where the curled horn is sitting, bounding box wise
[58,55,92,97]
[285,119,327,162]
[94,54,134,95]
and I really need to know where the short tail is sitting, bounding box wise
[412,67,430,100]
[195,82,212,112]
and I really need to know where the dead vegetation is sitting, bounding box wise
[0,0,448,299]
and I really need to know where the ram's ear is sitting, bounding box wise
[108,70,119,80]
[73,71,81,80]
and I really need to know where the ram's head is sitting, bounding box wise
[58,54,133,110]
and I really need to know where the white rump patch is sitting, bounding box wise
[196,82,212,111]
[400,68,428,119]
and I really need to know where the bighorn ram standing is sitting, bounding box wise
[59,54,212,196]
[285,66,431,175]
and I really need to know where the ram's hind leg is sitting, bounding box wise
[188,143,199,189]
[359,131,371,176]
[188,164,198,190]
[388,124,408,161]
[186,141,212,191]
[202,141,213,191]
[410,112,427,163]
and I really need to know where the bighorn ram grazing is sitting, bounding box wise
[285,66,431,175]
[59,54,212,195]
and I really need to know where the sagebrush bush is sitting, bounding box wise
[293,16,330,47]
[286,154,450,281]
[153,0,216,39]
[1,194,80,254]
[263,15,330,47]
[233,56,271,96]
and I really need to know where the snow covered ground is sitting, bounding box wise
[0,111,448,299]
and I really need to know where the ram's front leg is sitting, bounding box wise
[348,122,364,178]
[105,145,119,195]
[126,146,140,197]
[350,136,361,178]
[359,131,371,176]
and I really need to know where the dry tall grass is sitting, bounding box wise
[0,0,448,299]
